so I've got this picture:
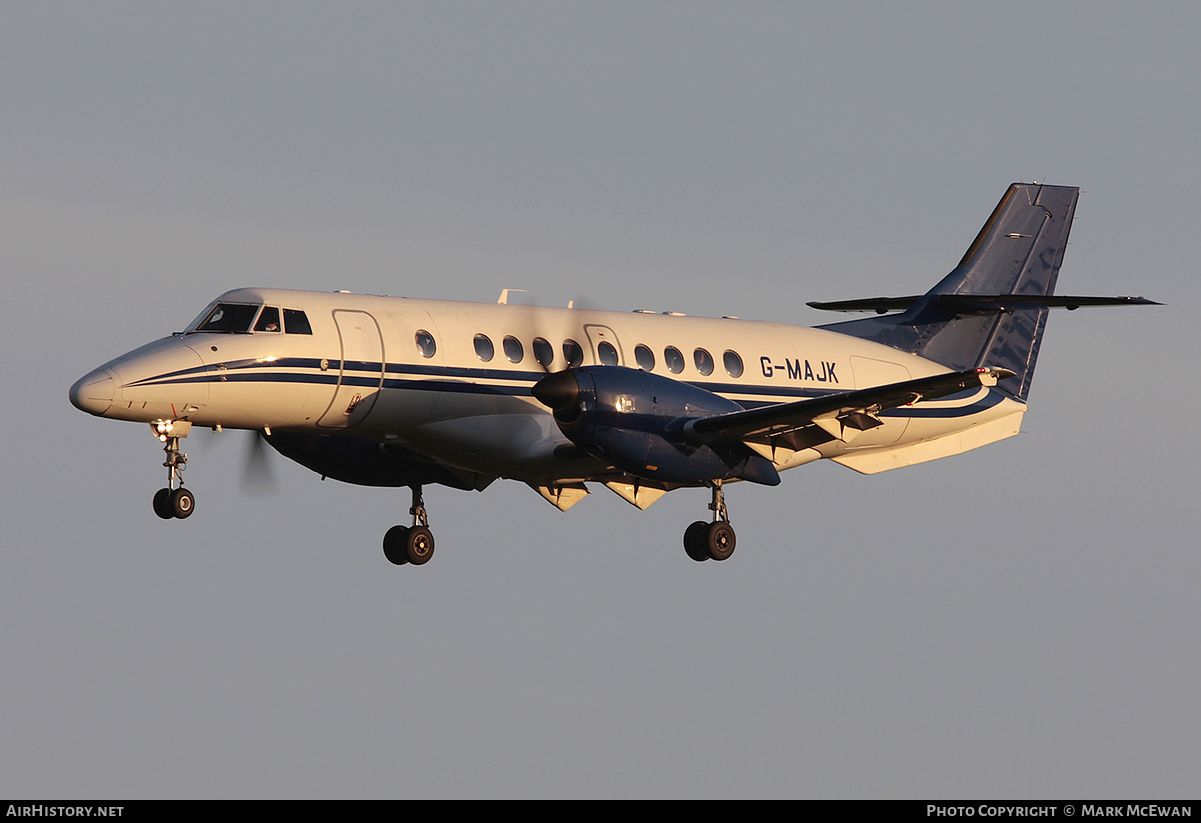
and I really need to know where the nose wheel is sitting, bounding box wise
[683,482,736,562]
[151,424,195,520]
[153,485,195,520]
[382,486,436,565]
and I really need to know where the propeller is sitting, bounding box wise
[521,291,611,416]
[497,290,599,417]
[532,370,580,413]
[240,429,278,497]
[500,290,582,376]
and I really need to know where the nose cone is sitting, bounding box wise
[69,337,209,424]
[69,369,115,416]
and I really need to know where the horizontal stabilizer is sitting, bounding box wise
[808,294,1160,314]
[684,367,1014,445]
[814,183,1160,402]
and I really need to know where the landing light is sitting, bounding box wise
[151,420,193,441]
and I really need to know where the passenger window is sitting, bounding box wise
[664,346,684,374]
[474,334,495,362]
[533,337,554,368]
[254,306,281,332]
[415,330,436,358]
[563,339,583,368]
[283,309,312,335]
[503,335,524,363]
[634,344,655,371]
[597,341,619,366]
[694,348,714,376]
[723,350,743,378]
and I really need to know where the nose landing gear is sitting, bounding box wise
[150,421,195,520]
[382,486,436,566]
[683,482,737,562]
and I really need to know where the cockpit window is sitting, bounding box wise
[254,306,281,332]
[283,309,312,335]
[195,303,259,333]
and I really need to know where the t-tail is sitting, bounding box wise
[810,183,1157,401]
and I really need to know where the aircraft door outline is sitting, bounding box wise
[318,310,385,428]
[583,324,623,367]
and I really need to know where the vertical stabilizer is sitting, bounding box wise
[821,183,1079,401]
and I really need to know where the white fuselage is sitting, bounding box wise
[70,287,1026,486]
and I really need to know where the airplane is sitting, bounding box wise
[69,182,1156,566]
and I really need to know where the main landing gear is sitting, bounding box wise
[150,422,195,520]
[383,486,436,566]
[683,482,736,562]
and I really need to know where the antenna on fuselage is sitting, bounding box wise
[497,289,526,304]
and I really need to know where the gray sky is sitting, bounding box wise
[3,1,1196,799]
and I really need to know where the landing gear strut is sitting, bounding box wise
[683,481,736,562]
[151,422,194,520]
[383,486,436,566]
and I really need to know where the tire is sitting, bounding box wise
[153,488,174,519]
[383,525,410,565]
[406,526,435,565]
[170,487,195,519]
[705,521,736,561]
[683,521,711,562]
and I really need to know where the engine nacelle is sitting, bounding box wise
[533,366,779,486]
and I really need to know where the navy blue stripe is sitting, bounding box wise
[129,363,1007,419]
[886,389,1006,418]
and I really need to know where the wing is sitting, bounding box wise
[684,367,1015,448]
